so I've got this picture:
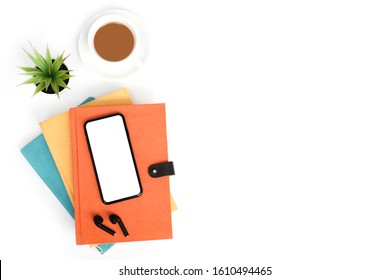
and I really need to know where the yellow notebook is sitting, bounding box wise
[40,88,177,211]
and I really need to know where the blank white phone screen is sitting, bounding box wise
[85,114,141,204]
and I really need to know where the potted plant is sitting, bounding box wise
[19,43,72,97]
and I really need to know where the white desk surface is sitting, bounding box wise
[1,0,390,279]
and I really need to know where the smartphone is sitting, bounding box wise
[84,114,142,204]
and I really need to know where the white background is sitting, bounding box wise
[1,0,390,279]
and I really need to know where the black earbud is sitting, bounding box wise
[110,214,129,237]
[93,215,116,236]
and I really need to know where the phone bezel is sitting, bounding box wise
[84,113,143,204]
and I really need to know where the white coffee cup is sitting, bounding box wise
[78,9,148,80]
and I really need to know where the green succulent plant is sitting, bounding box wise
[19,43,72,97]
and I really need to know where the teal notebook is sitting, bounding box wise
[20,97,114,254]
[21,134,74,217]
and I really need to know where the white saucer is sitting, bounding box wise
[78,9,149,80]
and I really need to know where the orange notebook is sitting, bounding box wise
[71,104,173,245]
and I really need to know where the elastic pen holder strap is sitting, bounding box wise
[148,161,175,178]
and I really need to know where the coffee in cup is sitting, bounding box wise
[93,22,135,62]
[78,9,149,80]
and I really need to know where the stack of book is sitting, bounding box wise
[21,88,176,254]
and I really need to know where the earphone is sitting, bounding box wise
[110,214,129,237]
[93,214,129,237]
[93,215,116,236]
